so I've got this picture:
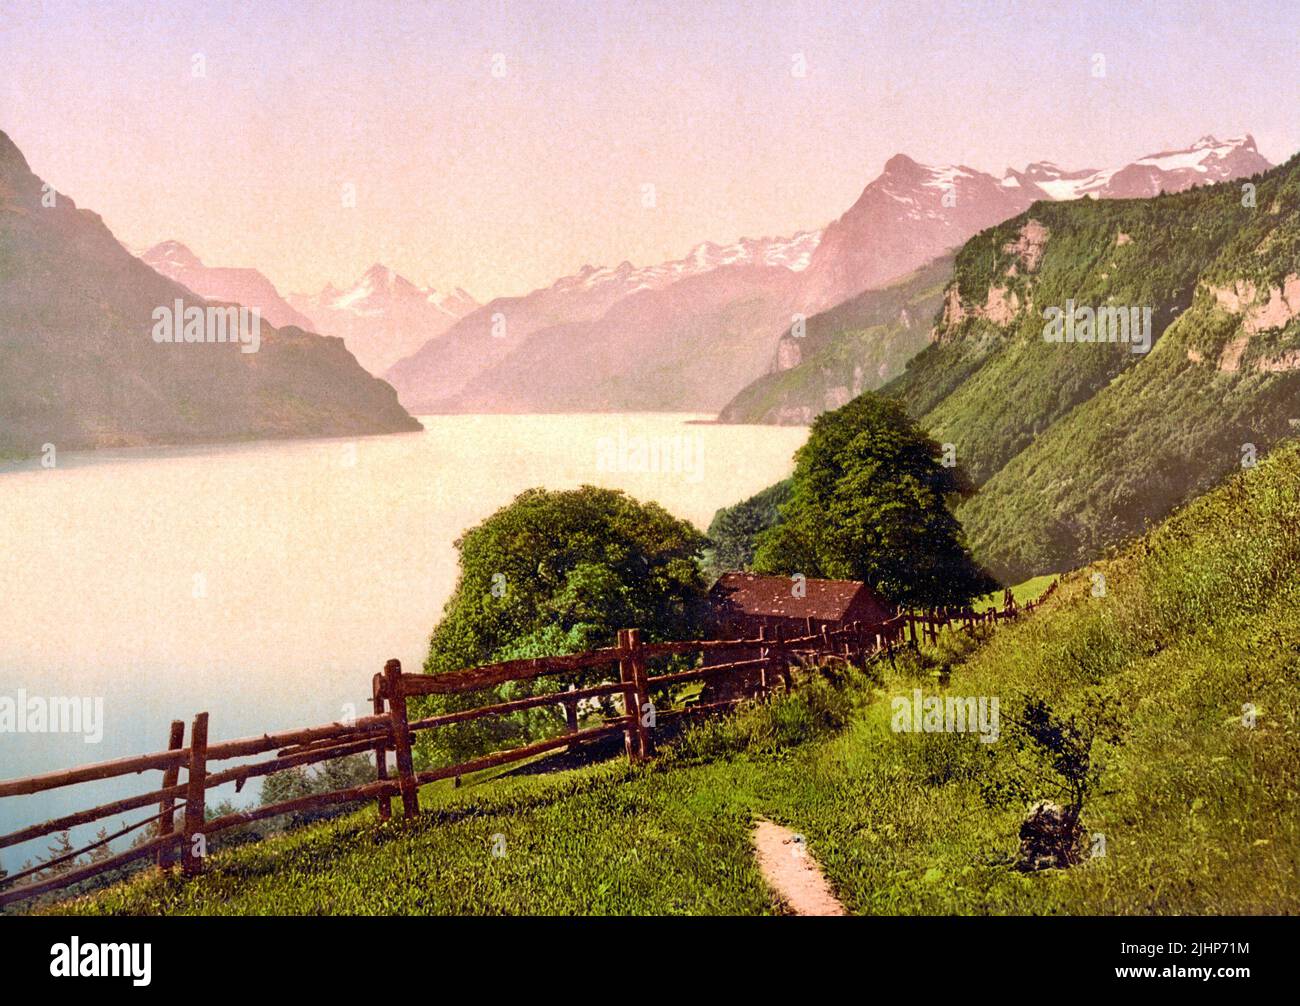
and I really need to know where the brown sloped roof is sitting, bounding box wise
[707,572,883,622]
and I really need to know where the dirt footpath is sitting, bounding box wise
[752,818,846,916]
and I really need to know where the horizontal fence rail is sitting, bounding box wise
[0,589,1052,907]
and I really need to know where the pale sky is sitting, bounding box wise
[2,0,1297,301]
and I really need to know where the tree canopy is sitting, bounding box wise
[752,393,997,607]
[704,479,791,576]
[418,485,707,763]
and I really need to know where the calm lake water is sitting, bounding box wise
[0,414,805,867]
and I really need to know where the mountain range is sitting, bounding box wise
[719,135,1272,424]
[383,231,821,412]
[0,130,419,461]
[109,134,1272,419]
[384,135,1271,415]
[711,143,1296,584]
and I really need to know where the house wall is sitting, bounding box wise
[842,593,895,625]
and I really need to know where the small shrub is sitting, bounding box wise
[981,693,1122,869]
[666,673,858,764]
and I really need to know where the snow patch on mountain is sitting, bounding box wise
[1010,135,1267,201]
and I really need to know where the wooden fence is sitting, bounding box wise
[0,595,1048,907]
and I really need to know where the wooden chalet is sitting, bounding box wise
[705,572,894,639]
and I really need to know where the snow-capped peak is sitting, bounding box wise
[1132,134,1257,173]
[330,266,392,313]
[142,240,203,269]
[547,229,822,298]
[919,164,977,190]
[318,265,477,319]
[1006,134,1270,201]
[1192,133,1256,152]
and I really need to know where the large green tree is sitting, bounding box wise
[752,393,996,607]
[418,486,707,764]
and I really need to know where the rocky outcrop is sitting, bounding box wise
[1257,350,1300,372]
[1003,219,1050,272]
[1207,274,1300,372]
[776,337,802,371]
[940,281,1023,329]
[1210,275,1300,334]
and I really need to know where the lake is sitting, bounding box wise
[0,414,806,867]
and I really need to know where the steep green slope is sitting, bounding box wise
[717,256,952,425]
[908,436,1300,913]
[880,155,1297,580]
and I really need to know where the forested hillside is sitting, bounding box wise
[717,256,952,425]
[712,154,1299,583]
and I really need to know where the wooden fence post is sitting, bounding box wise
[617,630,639,765]
[181,711,208,877]
[627,629,651,760]
[774,623,792,690]
[758,625,770,696]
[157,719,184,872]
[372,673,391,822]
[384,659,419,819]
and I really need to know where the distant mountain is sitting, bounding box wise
[721,135,1273,425]
[1010,135,1271,201]
[289,265,478,376]
[798,155,1046,313]
[0,130,420,460]
[441,264,809,412]
[141,240,317,331]
[801,136,1271,314]
[384,232,819,412]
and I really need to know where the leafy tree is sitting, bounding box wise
[261,754,378,830]
[752,393,996,607]
[705,479,791,575]
[37,831,77,879]
[418,486,707,764]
